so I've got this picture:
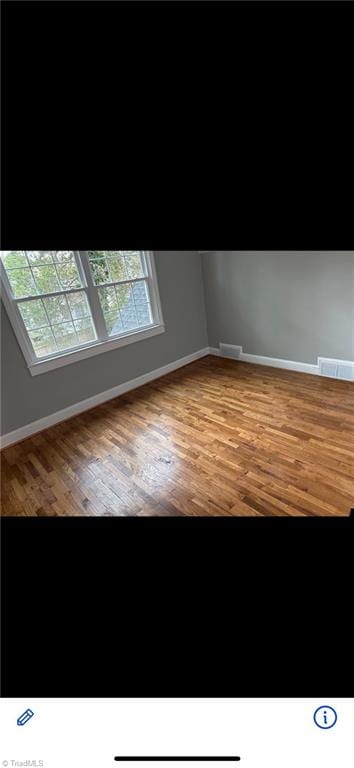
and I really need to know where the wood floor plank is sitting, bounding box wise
[1,356,353,516]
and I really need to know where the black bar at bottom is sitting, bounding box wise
[114,759,241,763]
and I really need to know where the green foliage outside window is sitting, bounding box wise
[1,250,149,357]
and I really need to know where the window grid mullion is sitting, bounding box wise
[62,294,81,348]
[39,297,60,353]
[18,316,92,334]
[52,260,65,292]
[77,251,108,341]
[111,286,123,332]
[130,282,141,328]
[105,255,114,284]
[33,296,61,356]
[1,251,164,370]
[28,263,42,295]
[15,286,85,303]
[87,275,150,291]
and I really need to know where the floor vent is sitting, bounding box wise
[318,358,354,381]
[219,344,242,360]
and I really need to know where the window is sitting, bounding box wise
[0,251,164,375]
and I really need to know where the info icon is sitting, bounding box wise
[313,706,337,729]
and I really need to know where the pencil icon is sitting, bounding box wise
[17,709,34,726]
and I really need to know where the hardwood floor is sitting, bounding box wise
[1,355,354,516]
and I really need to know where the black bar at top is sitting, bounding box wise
[114,759,241,763]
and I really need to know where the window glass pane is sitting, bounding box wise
[56,262,81,290]
[98,278,154,336]
[106,312,123,336]
[107,254,127,282]
[43,295,71,324]
[6,268,37,298]
[31,265,61,294]
[28,327,58,358]
[88,256,110,285]
[136,303,152,327]
[74,317,96,344]
[27,250,76,265]
[20,291,96,358]
[121,311,138,331]
[18,299,48,330]
[124,252,145,279]
[87,251,145,284]
[1,250,158,364]
[131,280,152,326]
[1,251,28,269]
[52,321,78,351]
[115,283,132,308]
[53,251,76,263]
[99,287,118,322]
[1,251,83,298]
[67,292,91,319]
[132,280,150,304]
[27,251,54,265]
[98,286,124,336]
[119,285,138,330]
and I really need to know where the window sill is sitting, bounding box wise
[28,323,165,376]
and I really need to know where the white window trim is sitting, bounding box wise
[0,251,165,376]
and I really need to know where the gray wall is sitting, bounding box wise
[202,251,354,364]
[1,252,208,434]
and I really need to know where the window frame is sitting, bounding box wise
[0,251,165,376]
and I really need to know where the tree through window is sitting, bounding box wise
[0,251,163,368]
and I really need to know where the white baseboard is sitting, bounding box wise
[239,352,319,376]
[2,344,352,449]
[207,344,317,374]
[209,344,354,379]
[0,347,211,449]
[208,347,221,356]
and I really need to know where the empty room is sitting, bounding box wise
[1,250,353,517]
